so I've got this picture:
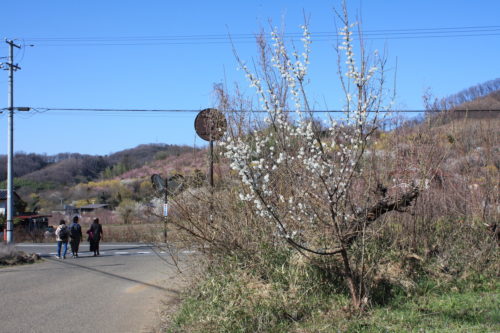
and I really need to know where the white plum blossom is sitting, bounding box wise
[223,18,390,248]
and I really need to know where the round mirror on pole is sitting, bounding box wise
[194,108,227,142]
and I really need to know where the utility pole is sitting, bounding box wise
[163,177,168,243]
[4,40,21,244]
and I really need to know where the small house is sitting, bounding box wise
[0,189,23,216]
[79,203,110,214]
[15,213,52,232]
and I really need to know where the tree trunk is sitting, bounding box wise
[340,248,362,309]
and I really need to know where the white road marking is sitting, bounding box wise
[15,244,171,257]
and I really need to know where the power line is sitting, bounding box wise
[4,107,499,114]
[27,33,500,47]
[19,25,500,46]
[23,25,500,40]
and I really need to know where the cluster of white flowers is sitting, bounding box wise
[222,21,382,241]
[270,25,311,114]
[338,25,357,81]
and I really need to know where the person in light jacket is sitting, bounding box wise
[87,218,103,256]
[55,220,69,259]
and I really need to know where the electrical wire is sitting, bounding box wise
[24,25,500,40]
[20,25,500,46]
[5,107,499,114]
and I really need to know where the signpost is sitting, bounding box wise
[151,174,168,243]
[163,203,168,217]
[194,108,227,222]
[194,108,227,188]
[151,173,186,242]
[150,108,226,236]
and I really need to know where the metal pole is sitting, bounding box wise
[163,177,168,243]
[209,140,214,188]
[209,140,214,223]
[5,40,20,244]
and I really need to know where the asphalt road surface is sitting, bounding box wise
[1,243,192,333]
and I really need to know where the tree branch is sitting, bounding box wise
[344,185,420,246]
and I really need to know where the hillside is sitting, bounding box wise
[118,148,206,180]
[429,77,500,111]
[107,143,196,168]
[425,77,500,121]
[21,155,109,186]
[0,143,202,210]
[459,90,500,111]
[0,153,52,181]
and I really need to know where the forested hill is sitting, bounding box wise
[428,78,500,114]
[0,143,197,185]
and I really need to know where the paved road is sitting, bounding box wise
[1,243,191,333]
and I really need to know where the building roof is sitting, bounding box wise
[16,214,52,219]
[79,203,109,209]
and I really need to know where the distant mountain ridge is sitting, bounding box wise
[0,143,198,185]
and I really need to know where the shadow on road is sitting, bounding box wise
[44,257,181,295]
[0,262,125,273]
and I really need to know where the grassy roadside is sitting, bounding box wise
[361,286,498,332]
[348,277,499,332]
[165,253,499,332]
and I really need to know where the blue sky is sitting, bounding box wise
[1,0,499,155]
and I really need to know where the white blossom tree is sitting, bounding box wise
[221,6,421,308]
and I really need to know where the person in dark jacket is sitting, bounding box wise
[87,218,103,256]
[68,215,83,258]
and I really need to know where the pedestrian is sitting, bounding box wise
[68,215,83,258]
[55,220,69,259]
[87,218,103,256]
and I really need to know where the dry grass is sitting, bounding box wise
[162,114,499,331]
[0,245,41,266]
